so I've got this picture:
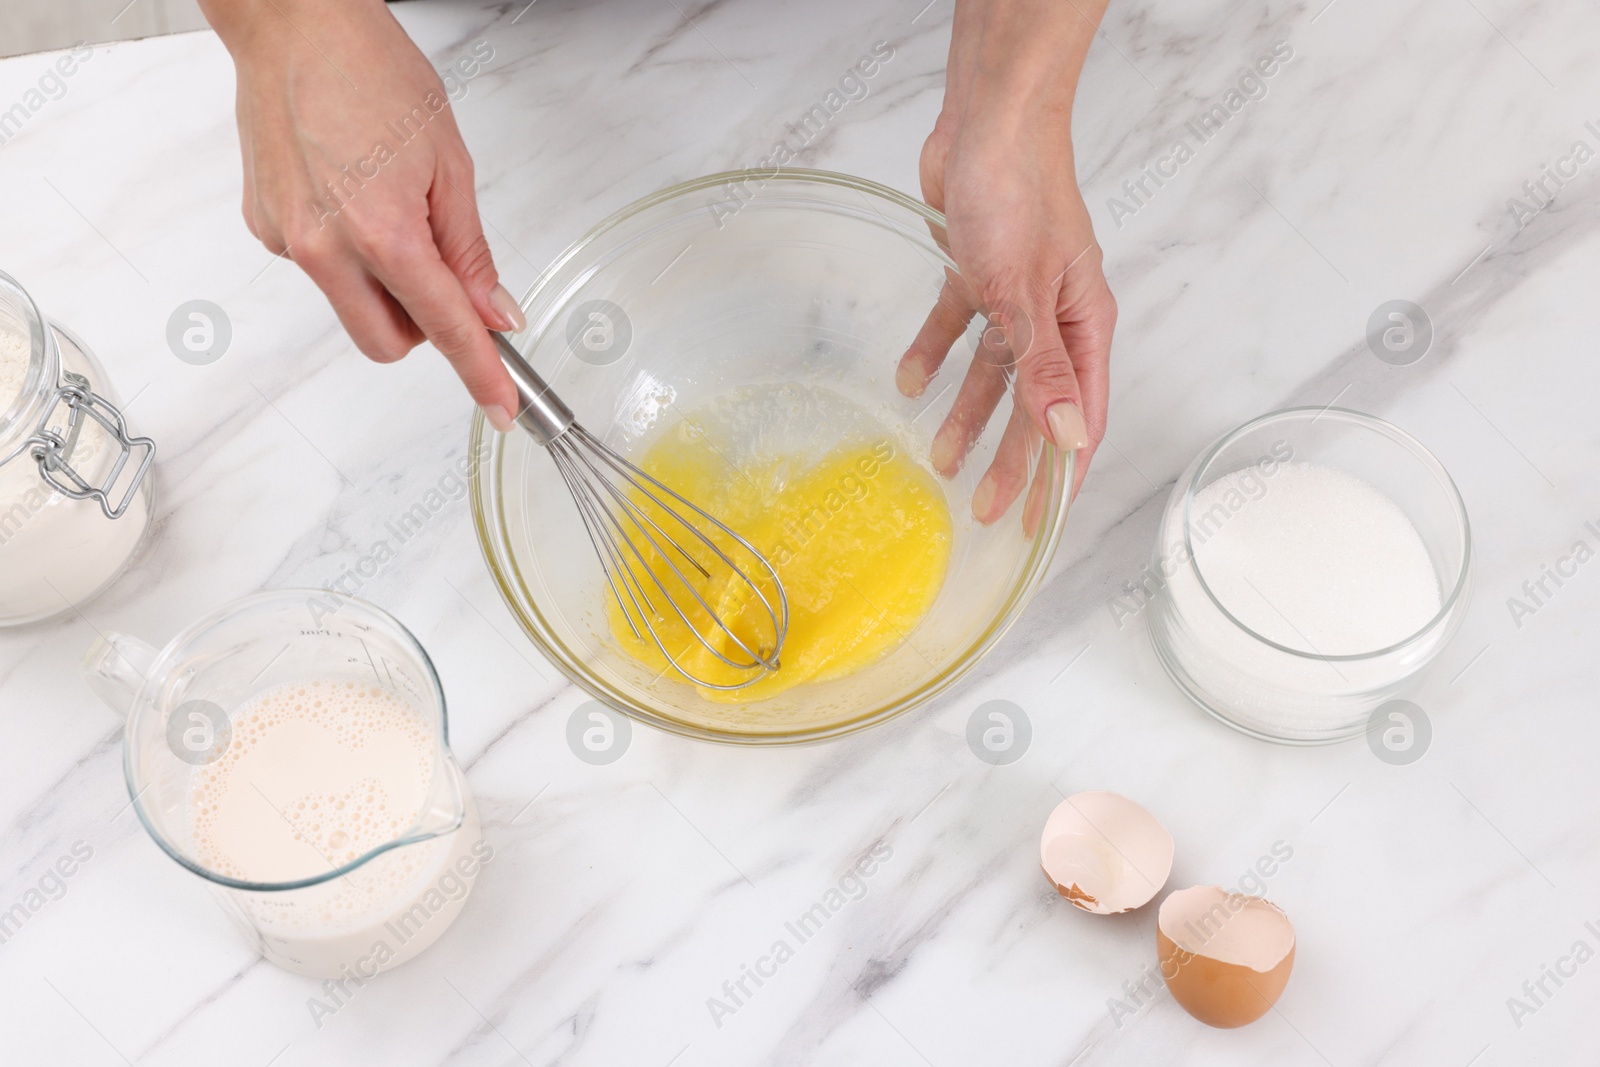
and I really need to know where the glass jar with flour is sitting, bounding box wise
[0,269,155,626]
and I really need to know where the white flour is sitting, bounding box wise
[0,326,150,625]
[0,331,28,412]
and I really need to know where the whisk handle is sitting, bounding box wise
[490,331,575,444]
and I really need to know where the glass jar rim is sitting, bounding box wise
[1180,406,1472,662]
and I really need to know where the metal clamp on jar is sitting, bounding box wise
[0,269,155,627]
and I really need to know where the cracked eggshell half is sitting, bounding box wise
[1157,885,1296,1028]
[1040,791,1173,914]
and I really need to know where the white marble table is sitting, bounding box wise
[2,1,1597,1064]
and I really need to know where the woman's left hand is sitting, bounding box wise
[898,0,1116,525]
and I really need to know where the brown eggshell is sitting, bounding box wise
[1040,791,1173,914]
[1157,886,1295,1028]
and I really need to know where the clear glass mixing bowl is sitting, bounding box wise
[470,171,1073,743]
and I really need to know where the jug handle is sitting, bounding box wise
[82,633,158,718]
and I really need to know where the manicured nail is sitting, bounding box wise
[971,471,999,524]
[896,358,927,399]
[489,284,526,333]
[483,404,514,433]
[1046,400,1089,451]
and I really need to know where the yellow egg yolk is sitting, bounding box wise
[606,433,953,701]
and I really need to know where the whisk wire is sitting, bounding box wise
[562,431,781,676]
[554,441,725,689]
[573,425,789,651]
[549,445,643,641]
[493,330,788,690]
[574,491,772,690]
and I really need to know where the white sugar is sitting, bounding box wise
[1190,463,1441,655]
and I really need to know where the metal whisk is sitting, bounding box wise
[491,332,789,690]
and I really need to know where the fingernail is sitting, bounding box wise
[483,404,514,433]
[896,359,927,399]
[489,284,526,333]
[1046,400,1089,451]
[971,471,999,524]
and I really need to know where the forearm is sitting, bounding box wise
[947,0,1108,122]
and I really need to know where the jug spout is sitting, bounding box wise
[82,632,158,718]
[412,756,470,840]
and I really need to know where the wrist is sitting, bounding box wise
[956,0,1101,118]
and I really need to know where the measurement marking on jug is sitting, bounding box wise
[358,637,386,687]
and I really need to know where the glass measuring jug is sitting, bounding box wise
[82,590,483,978]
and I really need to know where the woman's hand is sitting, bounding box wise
[899,0,1116,523]
[199,0,523,429]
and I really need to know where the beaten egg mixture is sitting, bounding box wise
[607,429,952,701]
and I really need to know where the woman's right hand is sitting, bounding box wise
[199,0,524,429]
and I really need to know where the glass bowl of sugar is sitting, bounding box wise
[1147,407,1471,744]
